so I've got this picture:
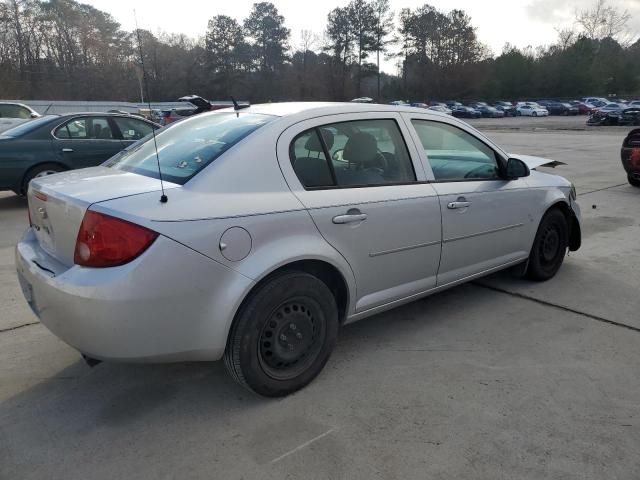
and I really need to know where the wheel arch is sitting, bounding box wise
[545,200,581,251]
[21,161,69,194]
[236,258,352,327]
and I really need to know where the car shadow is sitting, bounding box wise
[0,283,510,477]
[0,192,25,209]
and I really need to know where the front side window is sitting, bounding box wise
[105,112,275,185]
[411,120,501,181]
[290,119,416,189]
[54,117,114,139]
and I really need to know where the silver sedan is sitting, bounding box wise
[15,103,582,396]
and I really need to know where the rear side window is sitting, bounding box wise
[290,119,416,189]
[54,117,114,139]
[105,112,274,185]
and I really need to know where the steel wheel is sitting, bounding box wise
[526,209,568,281]
[258,297,326,381]
[224,271,339,397]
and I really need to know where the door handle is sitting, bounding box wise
[447,196,470,209]
[61,148,74,153]
[332,210,368,224]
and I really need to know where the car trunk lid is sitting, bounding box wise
[27,166,177,266]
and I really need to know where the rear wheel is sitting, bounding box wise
[21,163,64,195]
[628,174,640,187]
[526,209,568,281]
[224,271,339,397]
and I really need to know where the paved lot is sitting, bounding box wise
[1,122,639,479]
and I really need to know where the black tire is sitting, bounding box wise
[532,111,538,117]
[21,163,64,195]
[628,174,640,187]
[224,271,339,397]
[526,209,568,281]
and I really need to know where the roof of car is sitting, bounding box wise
[214,101,451,119]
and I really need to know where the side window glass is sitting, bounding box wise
[411,120,500,181]
[86,117,113,139]
[290,129,335,188]
[114,117,154,140]
[55,119,88,139]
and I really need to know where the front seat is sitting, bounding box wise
[340,132,385,185]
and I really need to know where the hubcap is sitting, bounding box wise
[34,170,58,178]
[258,299,324,380]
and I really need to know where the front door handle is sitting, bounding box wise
[61,148,74,153]
[447,196,470,209]
[332,209,368,224]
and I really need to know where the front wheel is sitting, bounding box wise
[532,111,538,117]
[526,209,568,281]
[224,271,339,397]
[628,174,640,187]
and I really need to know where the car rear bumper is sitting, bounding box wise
[15,229,253,362]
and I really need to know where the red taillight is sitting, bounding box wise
[74,211,158,268]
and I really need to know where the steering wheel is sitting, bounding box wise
[464,164,496,179]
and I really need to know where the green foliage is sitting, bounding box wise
[0,0,638,103]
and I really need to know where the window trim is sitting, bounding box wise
[51,115,124,141]
[289,117,420,191]
[409,117,508,183]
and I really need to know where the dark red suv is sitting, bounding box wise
[621,129,640,187]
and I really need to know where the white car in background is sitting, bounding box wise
[428,105,453,115]
[517,105,549,117]
[0,102,40,133]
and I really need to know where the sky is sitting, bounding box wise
[87,0,640,73]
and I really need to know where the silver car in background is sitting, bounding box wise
[15,103,581,396]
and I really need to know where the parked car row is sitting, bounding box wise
[383,98,640,125]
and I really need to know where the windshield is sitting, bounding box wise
[104,112,275,184]
[1,115,58,137]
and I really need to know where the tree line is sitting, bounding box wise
[1,0,639,104]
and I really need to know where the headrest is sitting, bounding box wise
[304,129,334,152]
[343,132,377,165]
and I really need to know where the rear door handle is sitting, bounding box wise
[332,210,368,224]
[447,196,470,209]
[61,148,74,153]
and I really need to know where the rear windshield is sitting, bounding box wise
[2,115,57,137]
[104,112,275,184]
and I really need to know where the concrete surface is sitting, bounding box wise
[0,121,639,479]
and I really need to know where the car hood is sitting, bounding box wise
[509,154,567,170]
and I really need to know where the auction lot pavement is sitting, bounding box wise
[1,119,639,479]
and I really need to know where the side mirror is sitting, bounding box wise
[30,113,39,118]
[506,158,530,179]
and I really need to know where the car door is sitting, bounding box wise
[111,116,156,149]
[277,113,442,313]
[53,116,123,168]
[405,116,534,286]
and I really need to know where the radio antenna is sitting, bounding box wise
[134,10,167,203]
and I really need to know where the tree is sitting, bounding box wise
[371,0,394,99]
[243,2,289,73]
[205,15,246,95]
[576,0,632,43]
[346,0,376,97]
